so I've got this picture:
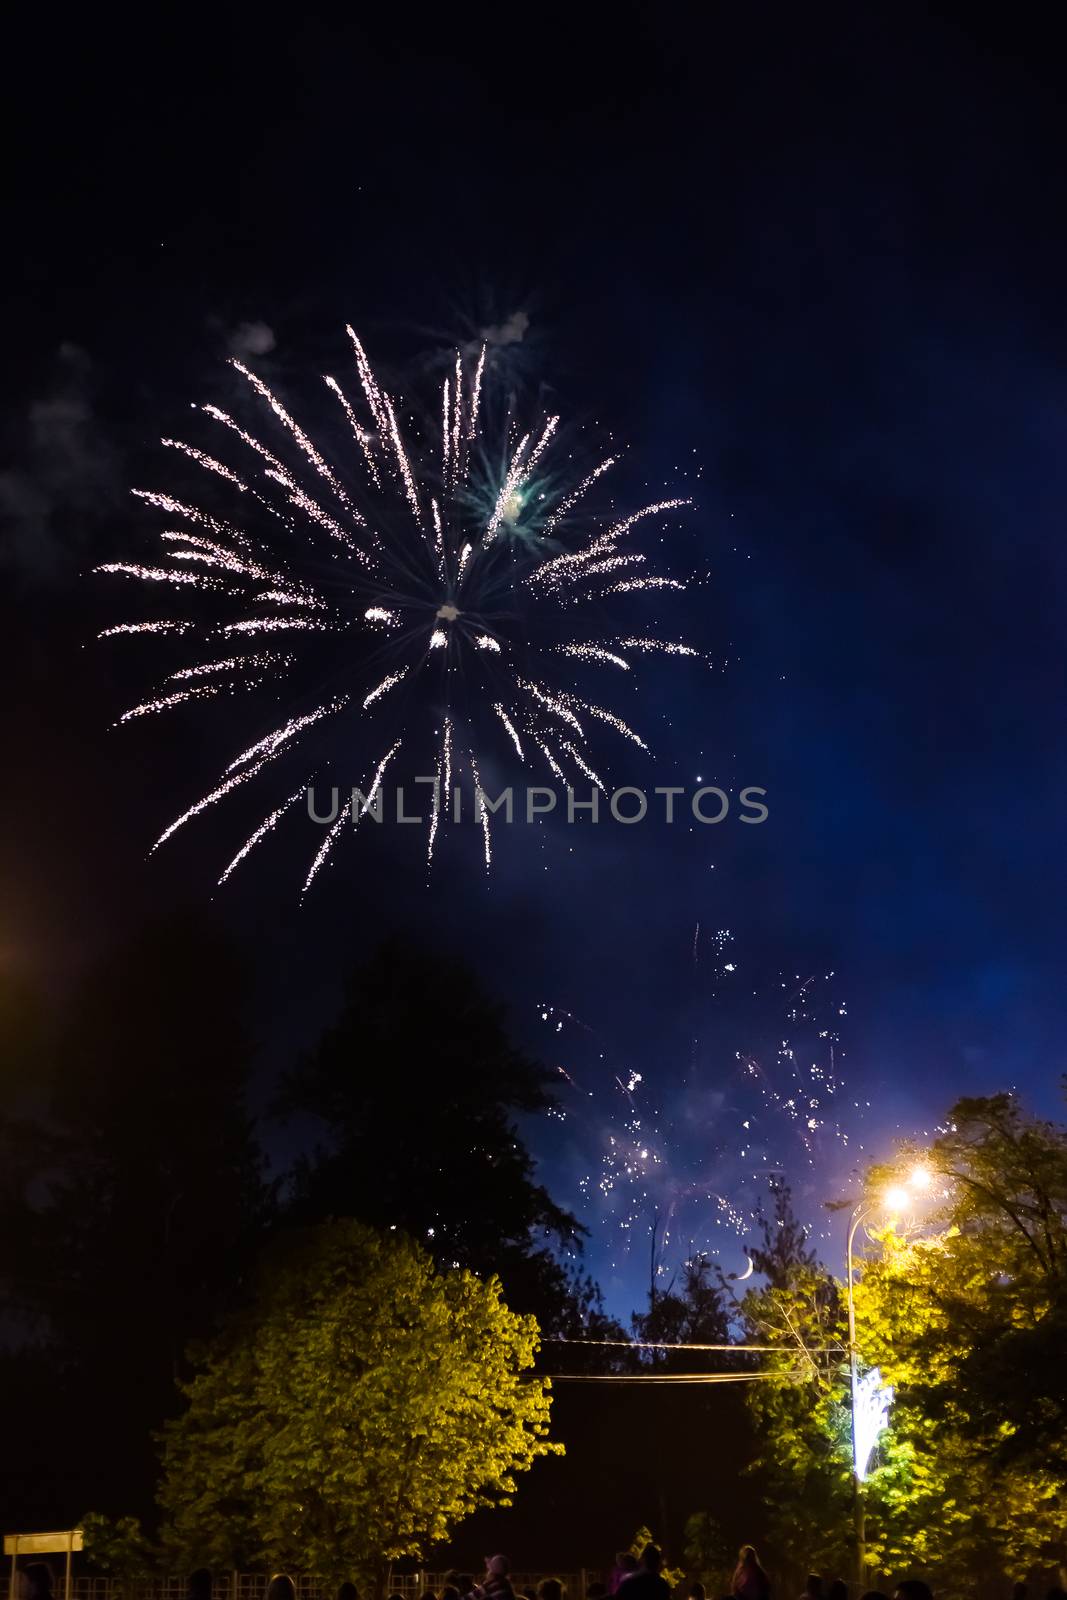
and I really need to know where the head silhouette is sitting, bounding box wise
[894,1584,933,1600]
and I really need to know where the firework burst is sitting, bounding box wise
[97,328,700,888]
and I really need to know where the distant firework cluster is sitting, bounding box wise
[536,930,871,1288]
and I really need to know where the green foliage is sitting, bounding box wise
[158,1220,562,1587]
[738,1181,853,1585]
[625,1527,684,1589]
[633,1255,732,1372]
[277,941,589,1341]
[743,1097,1067,1598]
[80,1513,160,1579]
[855,1094,1067,1592]
[683,1510,734,1587]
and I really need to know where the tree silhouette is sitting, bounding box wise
[278,940,588,1334]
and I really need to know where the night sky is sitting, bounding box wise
[4,8,1066,1316]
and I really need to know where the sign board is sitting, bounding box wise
[4,1534,83,1557]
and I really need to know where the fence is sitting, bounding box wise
[68,1575,601,1600]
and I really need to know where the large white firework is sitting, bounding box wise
[97,328,699,887]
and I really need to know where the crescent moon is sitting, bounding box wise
[734,1253,754,1281]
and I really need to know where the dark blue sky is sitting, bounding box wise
[4,8,1066,1314]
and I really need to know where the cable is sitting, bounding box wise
[547,1369,805,1384]
[545,1336,846,1352]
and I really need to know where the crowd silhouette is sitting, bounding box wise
[12,1544,1067,1600]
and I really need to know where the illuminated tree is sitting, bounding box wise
[854,1094,1067,1590]
[737,1181,854,1586]
[158,1220,561,1592]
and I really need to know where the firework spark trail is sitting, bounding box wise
[493,704,524,760]
[530,498,691,592]
[427,716,453,865]
[582,554,647,578]
[615,637,700,657]
[98,326,701,883]
[253,589,321,607]
[98,620,193,638]
[562,694,649,749]
[323,374,381,486]
[169,653,287,680]
[232,359,353,512]
[161,439,248,492]
[561,739,605,791]
[602,575,687,595]
[450,351,463,478]
[384,392,422,525]
[225,701,348,774]
[200,404,297,488]
[558,644,630,669]
[362,668,408,709]
[96,561,237,594]
[221,616,333,636]
[117,683,233,723]
[263,474,365,555]
[346,325,390,435]
[129,489,245,539]
[467,344,486,445]
[470,749,491,868]
[519,679,584,734]
[544,456,617,533]
[484,432,532,543]
[303,739,401,893]
[151,757,271,852]
[158,531,285,584]
[442,375,452,481]
[532,735,565,781]
[217,786,306,885]
[485,416,561,547]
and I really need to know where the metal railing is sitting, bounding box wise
[70,1574,600,1600]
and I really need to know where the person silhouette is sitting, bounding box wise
[893,1583,933,1600]
[617,1547,670,1600]
[732,1548,770,1600]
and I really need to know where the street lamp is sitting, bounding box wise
[845,1163,933,1586]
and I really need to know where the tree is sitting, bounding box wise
[158,1220,561,1592]
[622,1526,684,1588]
[684,1510,734,1592]
[0,912,269,1520]
[278,941,588,1336]
[632,1252,732,1372]
[738,1181,853,1588]
[854,1094,1067,1591]
[79,1514,160,1582]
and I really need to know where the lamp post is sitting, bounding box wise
[846,1197,877,1589]
[845,1165,932,1588]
